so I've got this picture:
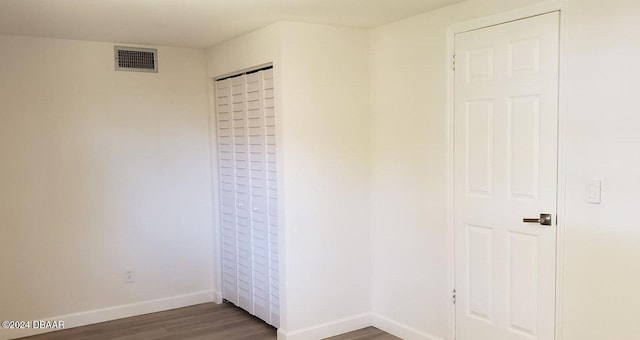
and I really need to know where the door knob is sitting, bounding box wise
[523,213,552,226]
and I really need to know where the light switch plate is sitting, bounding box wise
[587,179,601,204]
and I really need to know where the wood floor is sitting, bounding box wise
[20,302,400,340]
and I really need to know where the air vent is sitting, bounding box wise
[114,46,158,73]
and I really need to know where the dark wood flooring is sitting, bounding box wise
[325,326,400,340]
[19,302,399,340]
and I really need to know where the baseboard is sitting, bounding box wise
[371,313,445,340]
[277,313,371,340]
[0,290,214,340]
[213,290,223,304]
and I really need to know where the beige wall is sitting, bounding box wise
[0,35,213,339]
[206,22,371,338]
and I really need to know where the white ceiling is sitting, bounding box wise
[0,0,463,48]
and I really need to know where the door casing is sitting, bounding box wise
[445,1,568,339]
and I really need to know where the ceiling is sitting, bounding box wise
[0,0,463,48]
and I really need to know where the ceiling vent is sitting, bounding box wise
[114,46,158,73]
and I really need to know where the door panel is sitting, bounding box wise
[467,224,493,322]
[216,78,239,305]
[466,100,493,197]
[508,96,540,200]
[454,12,559,340]
[263,69,280,327]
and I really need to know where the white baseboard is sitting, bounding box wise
[213,290,223,304]
[371,313,445,340]
[277,313,371,340]
[0,290,214,340]
[2,298,446,340]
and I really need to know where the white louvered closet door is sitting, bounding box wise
[215,68,279,328]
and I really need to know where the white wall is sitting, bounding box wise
[205,21,287,327]
[206,22,371,338]
[0,35,213,339]
[3,1,637,339]
[369,1,543,338]
[562,0,640,338]
[279,22,371,337]
[370,0,640,339]
[205,23,284,79]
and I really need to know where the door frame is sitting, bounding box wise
[445,1,568,339]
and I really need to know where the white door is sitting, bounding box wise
[454,12,559,340]
[215,68,280,328]
[216,75,241,307]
